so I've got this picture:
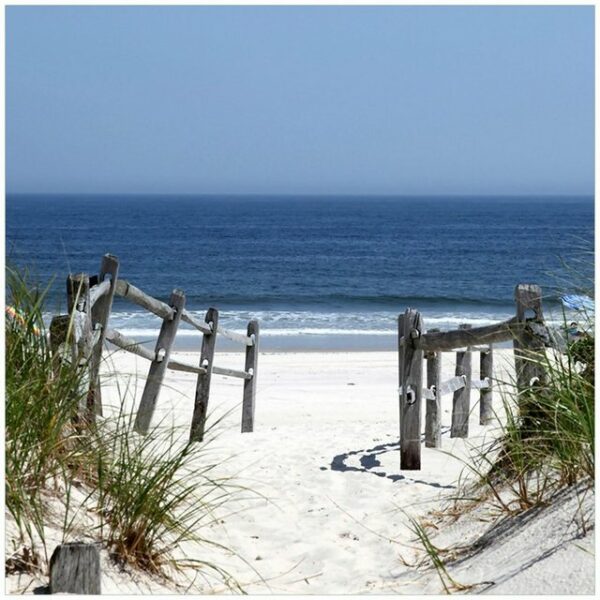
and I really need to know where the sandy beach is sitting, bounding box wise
[6,347,595,594]
[95,347,589,594]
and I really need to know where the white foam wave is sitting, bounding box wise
[42,308,574,339]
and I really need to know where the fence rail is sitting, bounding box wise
[398,283,550,471]
[114,279,255,345]
[50,254,259,441]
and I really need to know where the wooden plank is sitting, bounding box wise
[114,279,175,321]
[106,329,207,375]
[471,378,490,390]
[189,307,219,442]
[134,289,185,435]
[218,325,254,346]
[469,345,491,353]
[451,324,472,438]
[418,318,519,352]
[88,279,111,308]
[480,347,494,424]
[49,542,101,594]
[181,310,212,335]
[425,328,442,448]
[241,320,259,433]
[115,278,254,344]
[89,254,119,417]
[167,358,207,376]
[212,365,252,380]
[115,278,231,340]
[440,375,466,396]
[398,309,424,470]
[217,325,253,346]
[422,388,435,400]
[105,328,156,362]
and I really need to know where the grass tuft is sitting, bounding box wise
[5,266,245,590]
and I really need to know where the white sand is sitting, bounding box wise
[6,348,595,594]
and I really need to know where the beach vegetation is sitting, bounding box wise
[405,249,594,591]
[5,266,243,590]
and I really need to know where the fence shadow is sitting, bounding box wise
[325,429,455,489]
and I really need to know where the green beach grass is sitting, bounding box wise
[5,267,243,590]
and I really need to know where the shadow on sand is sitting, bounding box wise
[325,428,456,489]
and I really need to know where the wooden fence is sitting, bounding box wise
[398,283,549,470]
[49,253,259,441]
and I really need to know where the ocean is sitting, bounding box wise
[5,195,594,351]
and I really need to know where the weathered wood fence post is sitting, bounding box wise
[49,542,101,594]
[66,273,95,423]
[89,254,119,416]
[480,346,494,424]
[425,328,442,448]
[398,309,424,470]
[513,284,546,392]
[134,289,185,435]
[513,284,547,428]
[241,320,259,433]
[451,323,472,438]
[67,273,93,364]
[49,315,70,371]
[189,307,219,442]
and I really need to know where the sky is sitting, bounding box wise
[5,6,595,196]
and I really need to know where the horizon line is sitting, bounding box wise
[6,191,595,199]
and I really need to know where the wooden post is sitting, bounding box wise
[513,284,546,392]
[66,274,95,422]
[89,254,119,416]
[49,542,101,594]
[66,274,93,360]
[189,307,219,442]
[49,315,70,367]
[241,320,259,433]
[398,309,424,470]
[451,324,472,438]
[480,346,494,424]
[513,284,547,429]
[425,329,442,448]
[134,289,185,435]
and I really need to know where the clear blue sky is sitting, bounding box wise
[6,6,595,195]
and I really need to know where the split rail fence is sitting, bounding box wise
[398,283,550,470]
[49,253,259,441]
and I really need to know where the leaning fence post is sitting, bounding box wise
[189,307,219,442]
[67,273,95,422]
[49,542,101,594]
[451,323,472,438]
[67,273,93,362]
[134,289,185,435]
[425,328,442,448]
[480,346,494,424]
[398,309,424,470]
[89,254,119,416]
[241,320,259,433]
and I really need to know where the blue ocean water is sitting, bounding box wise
[5,195,594,350]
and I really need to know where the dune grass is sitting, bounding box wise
[92,407,242,587]
[5,267,243,589]
[5,267,85,568]
[405,249,594,590]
